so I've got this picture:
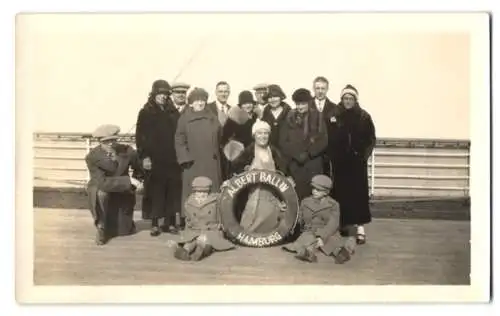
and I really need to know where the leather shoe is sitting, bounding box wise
[174,247,191,261]
[150,226,161,237]
[334,247,352,264]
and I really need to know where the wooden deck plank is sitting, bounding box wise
[33,208,470,286]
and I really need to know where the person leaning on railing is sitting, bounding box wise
[84,124,144,245]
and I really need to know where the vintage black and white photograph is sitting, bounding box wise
[15,12,490,303]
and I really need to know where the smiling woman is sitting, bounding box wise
[219,169,300,247]
[218,118,300,247]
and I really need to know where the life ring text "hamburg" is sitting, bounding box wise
[235,231,283,247]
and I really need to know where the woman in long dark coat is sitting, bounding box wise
[136,79,184,236]
[279,88,328,201]
[175,88,223,214]
[326,84,376,244]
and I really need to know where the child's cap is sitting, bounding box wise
[311,174,333,192]
[192,176,212,191]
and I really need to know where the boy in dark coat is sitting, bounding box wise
[282,175,356,264]
[171,176,236,261]
[85,124,144,245]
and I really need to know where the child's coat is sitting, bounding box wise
[175,193,235,251]
[282,195,343,255]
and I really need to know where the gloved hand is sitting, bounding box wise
[293,152,309,164]
[130,177,143,191]
[278,201,288,212]
[315,237,324,248]
[180,160,194,170]
[142,157,152,170]
[220,180,231,190]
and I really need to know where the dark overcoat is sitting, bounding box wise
[261,102,291,149]
[220,114,257,179]
[230,143,288,176]
[282,196,342,255]
[135,100,184,221]
[175,107,223,214]
[278,109,328,201]
[310,98,337,178]
[207,101,231,126]
[221,113,257,150]
[207,101,233,180]
[174,193,235,251]
[325,103,376,226]
[85,143,143,237]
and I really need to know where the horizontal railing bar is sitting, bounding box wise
[34,145,88,150]
[33,133,470,143]
[33,160,468,170]
[35,178,86,183]
[371,185,468,191]
[34,133,471,149]
[369,162,468,169]
[34,166,470,181]
[34,177,87,183]
[371,174,469,180]
[34,155,84,160]
[370,196,469,203]
[35,151,469,159]
[35,166,86,171]
[373,151,469,158]
[34,178,469,193]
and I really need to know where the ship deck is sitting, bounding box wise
[34,208,470,285]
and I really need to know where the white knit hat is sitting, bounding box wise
[251,119,271,136]
[340,84,359,100]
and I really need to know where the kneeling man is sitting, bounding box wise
[85,124,144,245]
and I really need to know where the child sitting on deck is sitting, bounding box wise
[282,175,356,264]
[171,176,236,261]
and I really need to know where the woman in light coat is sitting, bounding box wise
[175,88,223,215]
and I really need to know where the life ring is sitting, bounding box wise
[218,169,299,247]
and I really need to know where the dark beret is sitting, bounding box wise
[292,88,313,103]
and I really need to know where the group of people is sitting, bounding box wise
[84,76,376,264]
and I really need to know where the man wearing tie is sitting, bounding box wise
[207,81,232,126]
[310,76,337,179]
[253,83,269,119]
[207,81,232,180]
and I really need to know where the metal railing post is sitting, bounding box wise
[466,147,470,198]
[370,151,375,197]
[85,138,91,182]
